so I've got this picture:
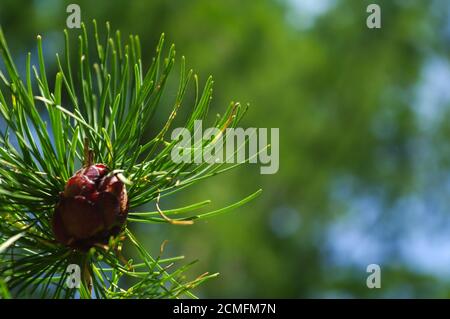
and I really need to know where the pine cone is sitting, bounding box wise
[52,164,129,250]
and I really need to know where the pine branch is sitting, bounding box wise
[0,21,261,299]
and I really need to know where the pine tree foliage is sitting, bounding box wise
[0,21,261,299]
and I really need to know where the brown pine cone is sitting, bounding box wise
[52,164,129,250]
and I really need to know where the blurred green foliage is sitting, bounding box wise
[1,0,450,298]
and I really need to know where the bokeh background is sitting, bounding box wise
[2,0,450,298]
